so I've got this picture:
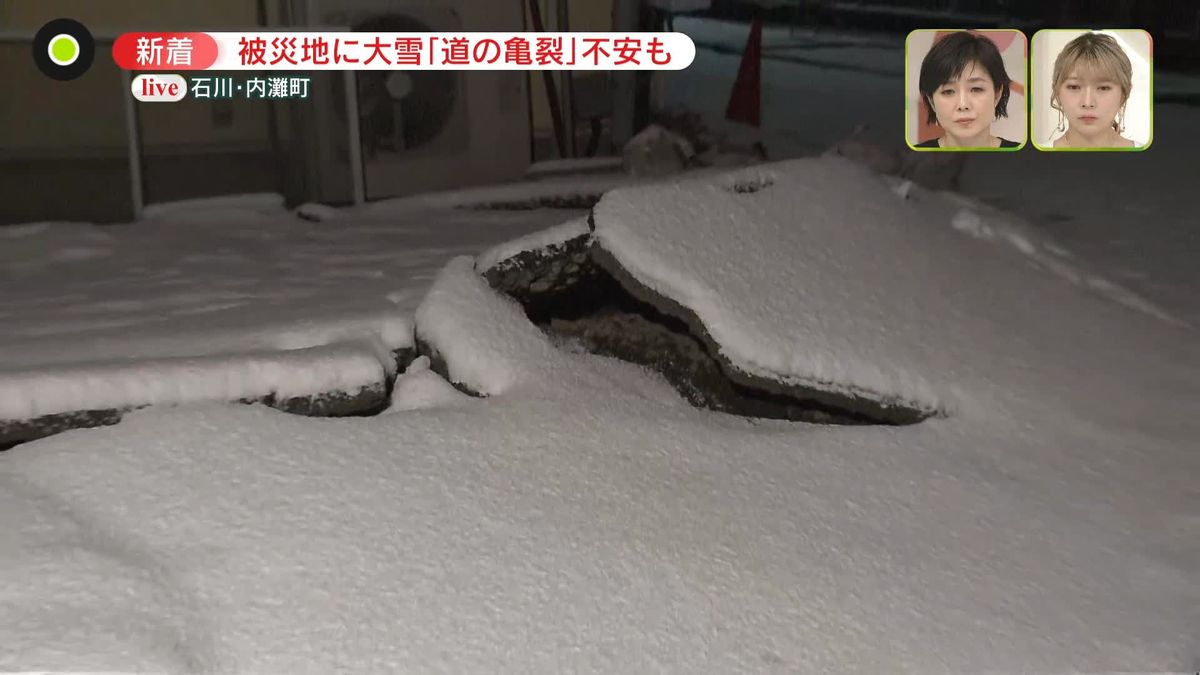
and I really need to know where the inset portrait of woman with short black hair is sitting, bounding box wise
[1032,29,1152,150]
[906,29,1028,150]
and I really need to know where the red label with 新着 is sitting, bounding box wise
[112,33,219,70]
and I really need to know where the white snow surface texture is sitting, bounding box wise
[0,200,587,419]
[1,157,1198,673]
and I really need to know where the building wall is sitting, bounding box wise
[0,0,545,223]
[0,0,273,157]
[0,0,283,223]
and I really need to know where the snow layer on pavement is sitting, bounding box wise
[957,103,1200,328]
[0,202,592,417]
[0,341,385,420]
[944,196,1188,328]
[2,230,1196,670]
[474,216,590,272]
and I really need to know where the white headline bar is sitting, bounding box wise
[202,32,695,70]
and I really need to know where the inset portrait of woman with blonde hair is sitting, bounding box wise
[1033,30,1153,150]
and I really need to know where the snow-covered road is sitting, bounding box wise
[2,155,1197,673]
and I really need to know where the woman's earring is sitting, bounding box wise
[1055,107,1065,134]
[1118,104,1128,134]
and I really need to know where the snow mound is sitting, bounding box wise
[386,356,475,412]
[414,255,688,409]
[414,256,572,396]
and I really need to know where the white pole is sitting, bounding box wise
[121,69,145,220]
[343,69,366,205]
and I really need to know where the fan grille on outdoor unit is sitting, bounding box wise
[353,14,458,154]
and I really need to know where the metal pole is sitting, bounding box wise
[121,69,145,220]
[343,69,366,204]
[528,0,569,157]
[557,0,576,157]
[259,0,289,202]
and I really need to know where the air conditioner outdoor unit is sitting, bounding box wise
[303,0,530,202]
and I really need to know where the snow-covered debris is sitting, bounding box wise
[295,202,344,222]
[823,124,903,175]
[824,124,968,191]
[622,124,697,177]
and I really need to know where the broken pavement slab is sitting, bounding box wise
[468,168,940,424]
[476,233,931,425]
[585,244,928,424]
[469,153,1148,426]
[0,344,408,449]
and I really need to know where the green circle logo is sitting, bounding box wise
[33,19,95,81]
[48,33,79,66]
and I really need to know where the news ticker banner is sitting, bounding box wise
[111,32,695,71]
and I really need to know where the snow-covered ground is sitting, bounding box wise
[957,107,1200,328]
[0,179,621,421]
[2,152,1198,672]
